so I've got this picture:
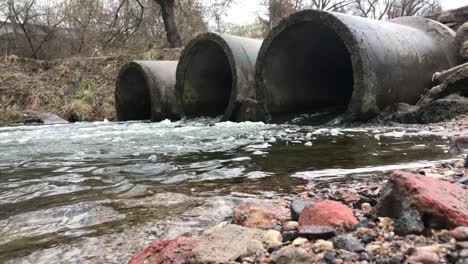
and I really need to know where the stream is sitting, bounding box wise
[0,118,457,263]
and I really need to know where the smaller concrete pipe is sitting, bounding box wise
[255,10,461,122]
[115,61,179,121]
[176,33,264,121]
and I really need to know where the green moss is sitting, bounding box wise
[182,84,199,105]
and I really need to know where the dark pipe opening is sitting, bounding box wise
[181,41,232,117]
[116,67,151,121]
[261,21,354,121]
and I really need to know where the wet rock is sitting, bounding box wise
[263,230,283,247]
[282,221,299,231]
[233,201,290,229]
[451,135,468,154]
[393,207,425,235]
[450,226,468,241]
[190,224,265,263]
[457,22,468,60]
[298,225,337,239]
[376,170,468,229]
[290,199,314,221]
[129,236,201,264]
[299,200,358,230]
[313,239,334,253]
[332,235,364,252]
[270,247,313,264]
[28,112,69,125]
[396,97,468,124]
[407,248,440,264]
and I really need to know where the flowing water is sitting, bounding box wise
[0,118,457,263]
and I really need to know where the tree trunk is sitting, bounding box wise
[155,0,182,48]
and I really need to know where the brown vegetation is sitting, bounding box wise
[0,49,180,125]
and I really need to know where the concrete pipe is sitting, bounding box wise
[176,33,264,121]
[115,61,179,122]
[255,10,461,122]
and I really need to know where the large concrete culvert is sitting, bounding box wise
[176,33,263,121]
[256,10,461,122]
[115,61,179,121]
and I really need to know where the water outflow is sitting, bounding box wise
[255,10,461,122]
[176,33,264,121]
[115,61,179,121]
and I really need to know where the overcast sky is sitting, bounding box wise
[223,0,468,25]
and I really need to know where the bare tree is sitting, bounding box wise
[154,0,182,47]
[205,0,235,33]
[264,0,303,29]
[387,0,441,18]
[6,0,64,59]
[309,0,354,12]
[351,0,396,19]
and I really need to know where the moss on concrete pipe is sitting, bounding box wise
[255,10,461,122]
[115,61,179,121]
[176,33,265,121]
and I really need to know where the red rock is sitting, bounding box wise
[129,237,201,264]
[377,170,468,228]
[333,188,360,205]
[298,200,358,230]
[233,201,290,229]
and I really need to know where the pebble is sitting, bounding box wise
[332,235,365,252]
[148,155,157,162]
[365,244,381,252]
[357,227,371,235]
[304,141,312,146]
[283,221,299,232]
[407,248,440,264]
[292,237,308,246]
[361,203,372,213]
[453,160,465,169]
[263,230,283,247]
[298,226,337,239]
[313,240,334,253]
[450,226,468,241]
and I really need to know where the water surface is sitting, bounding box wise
[0,119,455,263]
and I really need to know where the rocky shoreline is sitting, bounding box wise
[128,136,467,264]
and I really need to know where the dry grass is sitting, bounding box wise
[0,49,181,125]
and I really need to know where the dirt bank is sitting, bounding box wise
[0,49,180,125]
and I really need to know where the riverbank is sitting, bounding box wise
[0,50,180,125]
[130,154,468,264]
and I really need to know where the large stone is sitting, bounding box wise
[457,22,468,60]
[298,200,358,230]
[189,224,266,263]
[451,135,468,154]
[27,112,69,124]
[377,170,468,229]
[233,201,290,229]
[290,199,314,221]
[427,6,468,30]
[396,97,468,124]
[393,207,425,235]
[129,236,201,264]
[269,247,313,264]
